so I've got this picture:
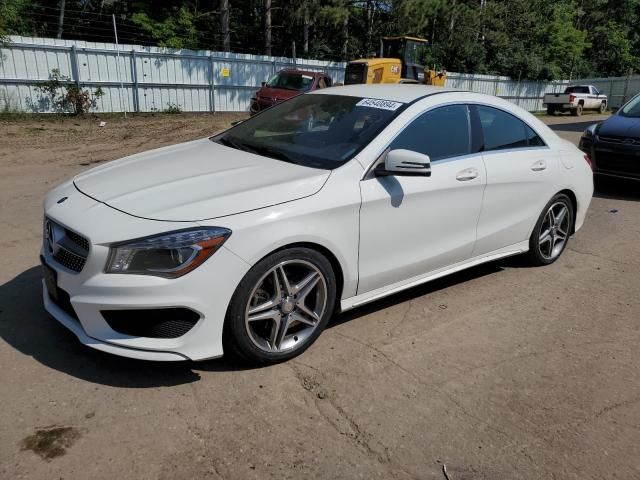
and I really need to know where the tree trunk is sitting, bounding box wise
[341,12,349,61]
[366,0,374,54]
[221,0,230,52]
[449,0,457,40]
[265,0,272,56]
[57,0,66,39]
[303,7,309,55]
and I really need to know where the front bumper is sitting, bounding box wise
[580,135,640,181]
[42,187,250,361]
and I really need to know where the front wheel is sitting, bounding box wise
[527,194,574,266]
[224,248,337,364]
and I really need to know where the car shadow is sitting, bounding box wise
[547,119,602,133]
[329,261,504,327]
[0,266,260,387]
[594,176,640,201]
[2,259,513,383]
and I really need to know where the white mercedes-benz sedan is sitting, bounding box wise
[42,85,593,363]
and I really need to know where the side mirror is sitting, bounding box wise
[261,81,266,87]
[376,149,431,177]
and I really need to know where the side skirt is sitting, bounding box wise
[340,241,529,312]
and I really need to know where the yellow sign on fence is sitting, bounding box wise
[221,67,230,78]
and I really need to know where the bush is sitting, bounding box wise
[163,102,182,114]
[36,69,104,115]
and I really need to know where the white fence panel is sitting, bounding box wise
[0,36,638,113]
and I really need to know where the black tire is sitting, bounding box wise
[224,247,337,364]
[572,104,583,116]
[546,106,556,116]
[527,193,574,266]
[599,102,607,114]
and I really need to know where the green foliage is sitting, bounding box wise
[36,68,104,114]
[2,0,640,80]
[132,6,199,49]
[163,102,182,114]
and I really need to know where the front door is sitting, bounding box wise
[358,104,486,294]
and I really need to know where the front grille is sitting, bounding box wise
[44,219,90,273]
[101,308,201,339]
[66,229,90,252]
[598,135,639,145]
[595,151,640,176]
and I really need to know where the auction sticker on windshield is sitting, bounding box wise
[356,98,404,111]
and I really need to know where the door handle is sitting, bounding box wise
[456,167,479,181]
[530,160,547,171]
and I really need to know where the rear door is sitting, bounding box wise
[473,104,558,256]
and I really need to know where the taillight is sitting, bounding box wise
[569,94,576,103]
[584,154,593,170]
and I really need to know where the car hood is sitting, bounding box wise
[73,138,330,222]
[257,86,302,101]
[598,114,640,138]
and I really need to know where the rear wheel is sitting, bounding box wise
[572,104,583,116]
[599,102,607,114]
[224,248,336,364]
[546,106,556,116]
[527,194,574,266]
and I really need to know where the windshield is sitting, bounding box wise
[266,72,314,92]
[564,86,590,94]
[619,94,640,118]
[213,94,406,170]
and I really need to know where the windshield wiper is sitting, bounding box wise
[244,144,300,165]
[218,136,252,153]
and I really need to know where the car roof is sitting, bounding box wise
[279,68,326,77]
[310,84,456,103]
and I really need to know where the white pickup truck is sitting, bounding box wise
[543,85,607,116]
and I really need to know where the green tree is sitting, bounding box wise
[543,3,591,79]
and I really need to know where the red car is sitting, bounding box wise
[250,69,333,115]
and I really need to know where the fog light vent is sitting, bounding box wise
[101,308,200,339]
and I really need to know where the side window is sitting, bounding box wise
[389,104,471,161]
[477,105,544,151]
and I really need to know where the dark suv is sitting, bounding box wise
[250,69,332,115]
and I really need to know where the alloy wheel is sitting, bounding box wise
[538,201,570,261]
[244,260,328,353]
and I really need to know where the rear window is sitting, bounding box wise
[564,86,590,94]
[478,106,545,151]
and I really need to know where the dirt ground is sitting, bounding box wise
[0,112,639,480]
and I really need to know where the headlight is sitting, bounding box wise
[106,227,231,278]
[583,123,598,137]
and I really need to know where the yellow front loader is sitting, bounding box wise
[344,36,447,86]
